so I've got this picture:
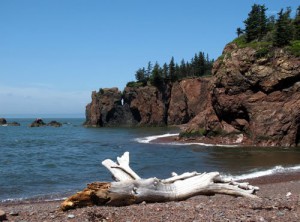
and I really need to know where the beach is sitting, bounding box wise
[1,173,300,222]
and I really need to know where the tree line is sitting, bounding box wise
[128,52,214,87]
[237,4,300,47]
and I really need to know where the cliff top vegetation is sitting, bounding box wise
[233,4,300,57]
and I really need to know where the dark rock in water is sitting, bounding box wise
[0,209,6,220]
[47,121,62,127]
[7,122,21,126]
[30,118,46,127]
[0,118,7,125]
[84,88,137,127]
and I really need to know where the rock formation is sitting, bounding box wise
[30,119,46,127]
[84,43,299,147]
[47,121,62,127]
[184,43,300,147]
[84,88,137,127]
[85,79,210,127]
[0,118,7,125]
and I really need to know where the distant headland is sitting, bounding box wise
[84,4,300,147]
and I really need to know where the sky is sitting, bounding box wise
[0,0,299,118]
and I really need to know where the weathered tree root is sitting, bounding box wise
[61,152,259,211]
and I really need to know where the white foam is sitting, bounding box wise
[134,133,238,147]
[134,133,179,143]
[225,165,300,181]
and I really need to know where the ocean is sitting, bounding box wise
[1,118,300,202]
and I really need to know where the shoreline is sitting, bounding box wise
[1,172,300,221]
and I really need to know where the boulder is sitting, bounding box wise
[30,118,46,127]
[0,118,7,125]
[47,121,62,127]
[7,122,20,126]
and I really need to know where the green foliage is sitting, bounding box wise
[287,40,300,56]
[294,6,300,40]
[238,4,299,49]
[179,128,207,138]
[274,8,293,47]
[244,4,268,42]
[99,88,104,94]
[255,47,270,58]
[131,50,214,88]
[126,81,146,88]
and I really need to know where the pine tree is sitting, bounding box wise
[145,61,153,79]
[244,4,268,42]
[274,8,293,46]
[150,62,163,87]
[135,68,146,82]
[162,63,168,78]
[236,27,244,37]
[294,6,300,40]
[169,57,175,81]
[179,59,187,78]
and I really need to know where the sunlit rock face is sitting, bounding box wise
[84,43,300,147]
[184,43,300,147]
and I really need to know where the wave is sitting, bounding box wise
[134,133,179,143]
[134,133,237,147]
[225,165,300,181]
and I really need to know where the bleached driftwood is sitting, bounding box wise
[61,152,259,211]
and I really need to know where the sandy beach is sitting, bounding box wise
[1,172,300,222]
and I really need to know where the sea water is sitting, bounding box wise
[1,118,300,202]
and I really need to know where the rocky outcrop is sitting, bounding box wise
[0,118,7,125]
[84,88,137,127]
[84,43,299,147]
[85,79,210,127]
[123,84,171,126]
[7,122,20,126]
[185,43,300,147]
[47,121,62,127]
[30,119,46,127]
[168,78,211,125]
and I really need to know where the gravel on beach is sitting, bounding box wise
[1,173,300,222]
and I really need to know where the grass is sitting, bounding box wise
[287,40,300,57]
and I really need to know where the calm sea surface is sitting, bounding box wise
[1,118,300,202]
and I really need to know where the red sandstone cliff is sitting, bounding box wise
[85,43,299,147]
[184,43,300,147]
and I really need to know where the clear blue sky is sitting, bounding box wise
[0,0,299,117]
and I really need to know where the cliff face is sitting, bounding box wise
[186,43,300,147]
[84,88,136,127]
[85,78,210,127]
[84,43,300,146]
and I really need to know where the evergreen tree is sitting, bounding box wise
[145,61,153,79]
[274,8,293,46]
[169,57,175,81]
[179,59,187,78]
[135,68,146,82]
[150,62,163,86]
[162,63,168,78]
[294,6,300,40]
[244,4,268,42]
[198,52,205,76]
[236,27,244,37]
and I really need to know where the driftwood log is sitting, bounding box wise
[61,152,259,211]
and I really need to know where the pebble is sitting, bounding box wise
[9,211,19,216]
[68,214,75,219]
[0,209,6,221]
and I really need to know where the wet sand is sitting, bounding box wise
[1,172,300,221]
